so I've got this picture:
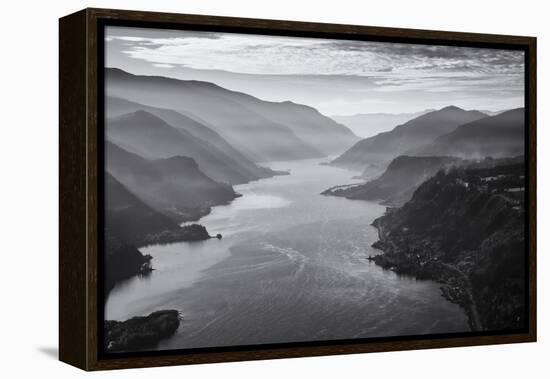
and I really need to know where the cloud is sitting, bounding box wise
[106,28,524,80]
[152,63,175,68]
[105,26,525,114]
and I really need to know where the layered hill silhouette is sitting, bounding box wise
[105,68,358,162]
[331,110,433,138]
[105,172,180,245]
[410,108,525,159]
[330,106,487,173]
[108,109,278,185]
[323,156,461,206]
[106,141,239,222]
[106,96,277,184]
[223,96,359,155]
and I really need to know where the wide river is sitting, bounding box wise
[106,158,469,349]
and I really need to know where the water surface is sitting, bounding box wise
[106,158,469,349]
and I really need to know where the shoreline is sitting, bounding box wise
[371,217,482,332]
[104,310,181,353]
[106,158,474,348]
[367,164,527,332]
[106,223,216,297]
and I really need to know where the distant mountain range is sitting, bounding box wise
[410,108,525,159]
[106,68,359,162]
[106,96,277,184]
[105,171,216,294]
[330,106,488,174]
[107,108,277,185]
[480,109,509,117]
[331,110,434,138]
[106,141,239,222]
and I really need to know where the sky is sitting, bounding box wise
[105,26,525,116]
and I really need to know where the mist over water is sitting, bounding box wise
[106,158,469,349]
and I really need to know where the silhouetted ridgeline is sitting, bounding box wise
[330,106,486,173]
[105,173,212,294]
[371,163,526,331]
[107,103,281,184]
[106,141,239,223]
[322,156,462,206]
[105,68,359,162]
[106,96,280,183]
[330,109,433,139]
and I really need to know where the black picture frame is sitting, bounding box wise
[59,8,537,371]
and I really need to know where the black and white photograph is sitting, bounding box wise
[101,26,527,354]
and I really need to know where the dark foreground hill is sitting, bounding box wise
[105,173,213,294]
[371,163,526,331]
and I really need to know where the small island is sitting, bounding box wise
[104,310,181,353]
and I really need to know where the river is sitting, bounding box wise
[105,158,469,349]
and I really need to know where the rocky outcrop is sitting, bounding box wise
[104,310,180,353]
[371,163,526,331]
[141,224,213,246]
[104,243,152,295]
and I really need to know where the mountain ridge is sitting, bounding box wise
[410,108,525,159]
[330,105,488,173]
[106,96,279,183]
[106,140,239,222]
[322,155,461,206]
[106,68,357,161]
[107,109,274,185]
[330,109,435,138]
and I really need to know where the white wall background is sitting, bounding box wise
[0,0,546,376]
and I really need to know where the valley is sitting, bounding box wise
[102,67,527,352]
